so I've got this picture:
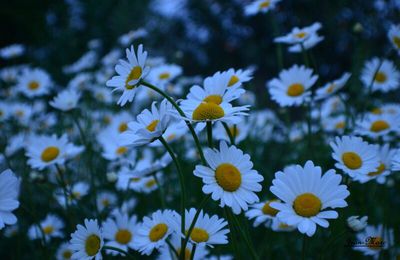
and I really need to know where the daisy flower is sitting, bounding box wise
[106,44,150,106]
[70,219,104,260]
[119,99,173,146]
[55,182,89,208]
[388,24,400,55]
[150,120,188,146]
[0,44,25,59]
[157,234,209,260]
[269,160,350,236]
[148,64,182,86]
[56,242,73,260]
[353,225,393,259]
[267,65,318,107]
[16,68,52,98]
[28,214,64,241]
[50,89,81,111]
[347,216,368,232]
[356,113,400,138]
[244,0,281,16]
[214,121,249,144]
[97,191,117,212]
[193,142,264,214]
[360,58,400,92]
[102,210,138,255]
[315,72,351,100]
[274,22,323,51]
[224,68,253,88]
[270,219,296,232]
[0,169,20,230]
[322,115,348,134]
[246,199,280,227]
[134,209,177,255]
[330,136,380,178]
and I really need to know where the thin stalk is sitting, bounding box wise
[141,80,205,164]
[318,229,347,260]
[206,121,213,148]
[302,235,307,260]
[152,172,166,209]
[222,122,235,145]
[230,210,259,260]
[190,244,197,260]
[103,246,135,259]
[166,239,179,259]
[224,207,241,259]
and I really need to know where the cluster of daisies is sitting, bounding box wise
[1,1,400,259]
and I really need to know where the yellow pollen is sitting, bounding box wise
[115,229,132,244]
[229,126,239,137]
[41,146,60,162]
[335,121,345,129]
[192,103,224,121]
[393,36,400,48]
[116,146,127,155]
[278,223,290,228]
[43,225,54,235]
[368,163,386,177]
[130,177,141,182]
[262,200,279,216]
[149,223,168,242]
[85,234,101,256]
[103,116,111,125]
[203,95,223,105]
[295,31,307,39]
[215,163,242,192]
[342,152,362,169]
[145,179,157,188]
[293,193,322,217]
[119,122,128,133]
[102,199,110,207]
[371,108,382,115]
[228,75,240,87]
[367,236,384,250]
[326,84,335,93]
[374,71,387,83]
[159,72,170,80]
[62,250,72,259]
[287,83,305,97]
[28,81,40,90]
[190,227,209,243]
[125,66,142,89]
[146,120,159,132]
[259,0,270,9]
[370,120,389,133]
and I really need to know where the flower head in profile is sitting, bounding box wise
[0,169,20,230]
[388,24,400,55]
[360,58,400,93]
[28,214,64,241]
[194,142,264,214]
[315,72,351,100]
[0,44,25,59]
[270,161,350,236]
[70,219,104,260]
[50,89,81,111]
[246,199,281,227]
[106,44,150,106]
[244,0,281,16]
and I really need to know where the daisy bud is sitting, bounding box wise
[347,216,368,232]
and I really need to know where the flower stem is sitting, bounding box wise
[141,80,206,164]
[166,239,179,259]
[103,246,135,259]
[190,244,197,260]
[224,207,241,259]
[206,121,213,148]
[302,235,307,260]
[222,122,235,145]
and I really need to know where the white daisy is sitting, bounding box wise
[388,24,400,55]
[246,199,280,227]
[16,68,52,98]
[315,72,351,100]
[270,160,350,237]
[56,242,73,260]
[134,209,177,255]
[360,58,400,92]
[102,210,138,255]
[353,225,393,259]
[224,68,253,89]
[274,22,324,51]
[50,89,81,111]
[356,113,400,138]
[194,141,264,214]
[55,182,89,208]
[106,44,150,106]
[330,136,380,178]
[270,219,296,232]
[148,64,182,86]
[97,191,117,212]
[244,0,281,16]
[70,219,104,260]
[0,44,25,59]
[157,234,209,260]
[28,214,64,241]
[267,65,318,107]
[322,115,348,134]
[150,120,188,146]
[119,99,173,146]
[0,169,20,230]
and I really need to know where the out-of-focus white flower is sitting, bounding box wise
[50,89,80,111]
[0,44,25,59]
[347,216,368,232]
[244,0,281,16]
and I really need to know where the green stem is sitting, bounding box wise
[300,43,310,67]
[302,235,307,260]
[206,121,213,148]
[141,80,206,164]
[224,207,241,259]
[230,210,259,260]
[166,239,179,259]
[190,244,197,260]
[222,122,235,145]
[103,246,135,259]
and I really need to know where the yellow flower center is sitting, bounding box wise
[125,66,142,89]
[335,121,345,129]
[287,83,305,97]
[71,191,81,199]
[149,223,168,242]
[393,36,400,49]
[43,225,54,235]
[326,84,335,93]
[228,75,239,87]
[62,250,72,259]
[118,122,128,133]
[215,163,242,192]
[41,146,60,162]
[115,229,132,244]
[295,31,307,39]
[102,199,110,207]
[374,71,387,83]
[203,95,222,105]
[16,110,24,117]
[176,247,191,260]
[367,236,384,250]
[85,234,101,256]
[342,152,362,169]
[262,200,279,216]
[116,146,127,155]
[371,108,382,115]
[190,227,209,243]
[146,120,159,132]
[370,120,389,133]
[159,72,170,80]
[278,223,290,229]
[145,179,157,188]
[167,134,176,141]
[259,0,270,9]
[229,126,239,137]
[192,103,225,121]
[368,163,386,177]
[28,81,40,90]
[293,193,322,217]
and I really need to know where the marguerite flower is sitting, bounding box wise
[0,169,20,230]
[224,68,253,89]
[315,72,351,100]
[56,242,73,260]
[388,24,400,55]
[360,58,400,92]
[0,44,25,59]
[246,199,280,227]
[28,214,64,241]
[134,209,177,255]
[267,65,318,107]
[353,225,393,259]
[244,0,281,16]
[102,210,138,255]
[17,68,52,98]
[106,44,150,106]
[55,182,89,208]
[356,113,400,138]
[194,142,264,214]
[97,191,117,212]
[50,89,81,111]
[70,219,104,260]
[330,136,380,178]
[270,160,350,236]
[274,22,323,51]
[148,64,182,86]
